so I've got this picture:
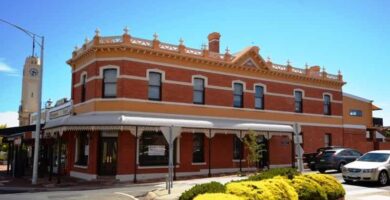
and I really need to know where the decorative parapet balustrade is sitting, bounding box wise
[73,32,342,82]
[271,63,342,81]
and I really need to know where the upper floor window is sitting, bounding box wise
[323,95,331,115]
[349,109,363,117]
[193,78,205,104]
[81,74,87,102]
[148,72,162,101]
[233,83,244,108]
[103,69,117,98]
[254,85,264,109]
[192,133,204,163]
[294,91,303,113]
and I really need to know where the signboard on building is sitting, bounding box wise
[49,105,71,120]
[148,145,166,156]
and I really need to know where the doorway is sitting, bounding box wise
[98,136,118,176]
[257,135,269,169]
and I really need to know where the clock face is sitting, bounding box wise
[29,68,39,77]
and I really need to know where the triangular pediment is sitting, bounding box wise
[232,46,269,70]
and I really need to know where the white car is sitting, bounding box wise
[342,150,390,185]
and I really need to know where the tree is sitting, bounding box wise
[243,130,264,167]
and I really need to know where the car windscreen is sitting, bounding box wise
[357,153,390,162]
[322,151,335,157]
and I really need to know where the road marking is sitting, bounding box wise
[114,192,138,200]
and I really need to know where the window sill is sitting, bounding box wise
[233,159,246,162]
[191,162,207,165]
[137,165,180,169]
[74,164,88,169]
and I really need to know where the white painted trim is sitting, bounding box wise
[99,65,120,77]
[253,83,267,93]
[343,92,372,103]
[232,80,246,91]
[116,174,134,182]
[73,164,88,169]
[293,88,305,98]
[146,68,166,81]
[137,165,180,169]
[323,92,333,101]
[192,75,209,87]
[71,57,342,92]
[233,159,246,162]
[269,164,292,168]
[242,57,260,68]
[343,124,367,130]
[70,171,97,181]
[72,73,342,104]
[74,98,343,119]
[191,162,207,165]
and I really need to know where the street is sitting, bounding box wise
[0,172,390,200]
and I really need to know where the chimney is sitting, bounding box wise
[208,32,221,53]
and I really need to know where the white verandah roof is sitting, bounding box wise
[44,112,294,136]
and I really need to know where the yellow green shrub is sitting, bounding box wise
[290,175,327,200]
[226,179,298,200]
[304,173,345,200]
[194,193,243,200]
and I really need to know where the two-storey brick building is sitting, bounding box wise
[43,29,380,181]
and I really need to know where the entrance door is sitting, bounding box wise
[98,137,118,176]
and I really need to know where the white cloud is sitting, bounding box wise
[0,58,18,76]
[0,111,19,128]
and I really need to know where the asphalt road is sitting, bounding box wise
[0,171,390,200]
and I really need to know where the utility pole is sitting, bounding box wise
[0,19,44,184]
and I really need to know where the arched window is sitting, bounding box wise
[324,94,331,115]
[81,74,87,102]
[102,69,117,98]
[254,85,264,109]
[294,90,303,113]
[193,78,205,104]
[148,72,162,101]
[233,83,244,108]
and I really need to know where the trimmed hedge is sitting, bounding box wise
[304,174,345,200]
[248,167,300,181]
[289,175,327,200]
[179,181,225,200]
[194,193,243,200]
[226,178,298,200]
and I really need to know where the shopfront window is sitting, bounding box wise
[192,133,204,163]
[233,135,243,160]
[75,133,89,166]
[139,131,168,166]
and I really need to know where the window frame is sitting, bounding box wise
[193,78,205,104]
[148,72,162,101]
[75,133,89,166]
[323,94,332,115]
[233,135,243,160]
[294,90,303,113]
[254,85,265,109]
[81,73,87,102]
[192,133,205,163]
[324,133,332,147]
[349,109,363,117]
[233,82,244,108]
[102,68,118,98]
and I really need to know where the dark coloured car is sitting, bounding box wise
[315,148,362,173]
[304,146,343,171]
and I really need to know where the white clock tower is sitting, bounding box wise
[19,56,41,126]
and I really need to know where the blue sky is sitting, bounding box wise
[0,0,389,126]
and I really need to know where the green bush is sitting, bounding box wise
[304,173,345,200]
[194,193,243,200]
[289,175,327,200]
[226,178,298,200]
[179,181,225,200]
[248,167,300,181]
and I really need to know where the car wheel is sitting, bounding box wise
[318,169,326,173]
[338,162,345,172]
[378,171,388,186]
